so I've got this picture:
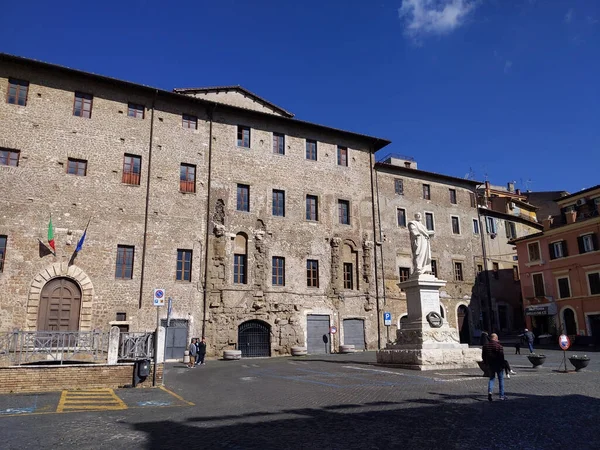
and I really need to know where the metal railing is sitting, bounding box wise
[0,330,109,366]
[118,332,154,360]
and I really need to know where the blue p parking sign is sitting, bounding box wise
[384,312,392,326]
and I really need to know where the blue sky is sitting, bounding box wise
[1,0,598,193]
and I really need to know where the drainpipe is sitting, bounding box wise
[138,89,158,309]
[201,104,216,339]
[475,185,494,333]
[370,150,382,350]
[374,165,388,343]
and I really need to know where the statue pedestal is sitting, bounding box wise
[376,275,480,370]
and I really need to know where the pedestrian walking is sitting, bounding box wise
[188,338,197,368]
[521,329,535,353]
[196,337,207,366]
[515,340,521,355]
[482,333,507,401]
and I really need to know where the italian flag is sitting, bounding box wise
[48,217,55,252]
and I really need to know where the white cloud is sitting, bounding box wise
[565,8,574,24]
[504,60,513,74]
[398,0,479,38]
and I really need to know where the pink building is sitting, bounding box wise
[514,185,600,341]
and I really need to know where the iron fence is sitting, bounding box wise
[118,332,154,360]
[0,330,109,366]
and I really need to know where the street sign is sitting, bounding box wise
[330,326,337,334]
[559,334,571,351]
[384,312,392,326]
[153,288,165,306]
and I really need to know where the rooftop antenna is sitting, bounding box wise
[463,167,475,180]
[524,179,533,192]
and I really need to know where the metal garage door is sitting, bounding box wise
[343,319,365,350]
[161,319,188,361]
[307,314,330,354]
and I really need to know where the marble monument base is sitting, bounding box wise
[376,274,480,371]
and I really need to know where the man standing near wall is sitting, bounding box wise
[195,337,207,366]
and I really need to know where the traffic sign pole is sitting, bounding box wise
[152,288,165,387]
[558,334,571,373]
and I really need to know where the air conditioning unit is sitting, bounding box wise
[576,198,587,206]
[509,202,515,210]
[594,198,600,205]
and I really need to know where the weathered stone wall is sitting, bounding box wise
[0,58,384,357]
[375,166,482,341]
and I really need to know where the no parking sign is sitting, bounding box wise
[559,334,570,350]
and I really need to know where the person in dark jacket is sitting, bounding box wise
[480,331,490,346]
[482,333,506,401]
[521,329,535,353]
[195,337,207,366]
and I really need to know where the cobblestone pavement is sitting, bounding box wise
[1,349,600,449]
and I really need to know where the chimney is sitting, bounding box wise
[507,182,515,193]
[566,210,577,224]
[543,216,554,231]
[485,181,490,190]
[516,189,521,196]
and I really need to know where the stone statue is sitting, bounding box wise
[408,212,434,276]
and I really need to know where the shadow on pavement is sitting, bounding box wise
[129,392,600,449]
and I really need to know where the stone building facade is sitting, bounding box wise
[0,54,390,357]
[374,156,483,344]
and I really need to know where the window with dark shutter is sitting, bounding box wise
[549,243,556,260]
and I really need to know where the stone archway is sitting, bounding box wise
[27,263,94,331]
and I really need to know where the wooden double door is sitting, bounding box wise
[38,277,82,331]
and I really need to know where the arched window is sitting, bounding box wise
[342,243,359,290]
[233,233,248,284]
[563,308,577,335]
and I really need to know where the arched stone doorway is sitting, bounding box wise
[238,320,271,357]
[38,277,82,331]
[27,263,94,331]
[457,305,470,344]
[563,308,577,335]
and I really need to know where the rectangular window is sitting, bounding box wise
[306,195,318,221]
[425,212,434,231]
[307,260,319,288]
[272,189,285,217]
[473,218,480,234]
[237,184,250,212]
[454,262,464,281]
[492,262,499,279]
[337,146,348,166]
[397,208,407,227]
[550,240,568,260]
[486,217,497,234]
[528,242,541,262]
[395,179,404,195]
[505,221,517,239]
[0,148,20,167]
[588,272,600,295]
[533,273,545,297]
[127,103,144,119]
[272,256,285,286]
[343,263,354,289]
[338,200,350,225]
[115,245,134,279]
[431,260,438,278]
[451,216,460,234]
[423,184,431,200]
[399,267,410,282]
[306,140,317,160]
[237,125,250,148]
[122,154,141,185]
[579,234,598,253]
[273,133,285,155]
[470,192,476,208]
[73,92,93,118]
[176,249,192,281]
[0,235,6,273]
[7,78,29,106]
[557,277,571,299]
[180,163,196,193]
[449,189,457,204]
[234,254,247,284]
[67,158,87,176]
[513,265,520,281]
[182,114,198,129]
